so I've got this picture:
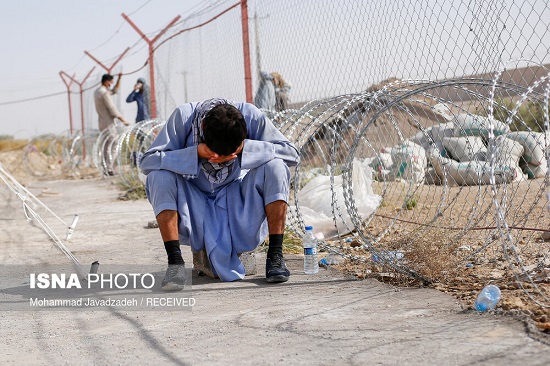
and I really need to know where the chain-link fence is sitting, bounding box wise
[3,0,550,318]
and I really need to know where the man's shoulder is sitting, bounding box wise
[174,102,199,117]
[238,102,264,121]
[94,85,107,96]
[167,102,199,125]
[236,101,259,111]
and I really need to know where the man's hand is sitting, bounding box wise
[118,116,129,126]
[198,141,244,164]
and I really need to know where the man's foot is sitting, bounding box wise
[266,253,290,283]
[161,264,187,291]
[192,249,218,279]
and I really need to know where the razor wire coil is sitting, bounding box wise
[8,66,550,309]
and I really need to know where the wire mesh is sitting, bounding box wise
[279,71,549,307]
[5,0,549,312]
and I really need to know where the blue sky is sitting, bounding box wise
[0,0,205,138]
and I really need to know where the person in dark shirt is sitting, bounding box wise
[126,77,150,122]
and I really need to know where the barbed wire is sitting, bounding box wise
[2,73,549,312]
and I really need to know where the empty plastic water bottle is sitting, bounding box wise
[474,284,501,311]
[319,253,344,268]
[330,252,346,264]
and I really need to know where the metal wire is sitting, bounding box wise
[0,162,86,278]
[9,71,550,310]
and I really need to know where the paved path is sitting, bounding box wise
[0,179,548,365]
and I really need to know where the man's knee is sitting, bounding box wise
[145,170,179,213]
[146,169,178,189]
[146,170,179,200]
[156,209,178,223]
[259,160,291,205]
[263,159,290,180]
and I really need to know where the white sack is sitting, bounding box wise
[506,131,548,166]
[389,141,427,183]
[410,121,454,155]
[520,159,548,179]
[491,135,525,182]
[453,113,510,138]
[442,136,487,162]
[369,152,393,181]
[428,148,515,185]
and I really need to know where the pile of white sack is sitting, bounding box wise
[369,104,549,186]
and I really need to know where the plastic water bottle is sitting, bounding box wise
[303,226,319,274]
[319,253,344,268]
[474,284,501,311]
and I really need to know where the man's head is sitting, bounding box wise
[101,74,114,87]
[202,104,247,156]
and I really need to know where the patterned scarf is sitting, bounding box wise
[193,98,238,184]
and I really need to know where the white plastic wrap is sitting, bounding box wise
[294,159,382,238]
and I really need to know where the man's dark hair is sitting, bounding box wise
[202,104,247,155]
[101,74,114,84]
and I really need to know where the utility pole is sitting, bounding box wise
[60,68,95,133]
[179,71,189,103]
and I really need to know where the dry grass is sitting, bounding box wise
[257,229,304,255]
[331,223,550,331]
[0,138,28,152]
[116,179,147,200]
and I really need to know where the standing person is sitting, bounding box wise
[126,77,150,123]
[94,73,128,175]
[126,77,151,167]
[271,72,291,111]
[253,71,276,110]
[140,98,300,290]
[94,73,128,130]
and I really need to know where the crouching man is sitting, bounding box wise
[140,98,299,290]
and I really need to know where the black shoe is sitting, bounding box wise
[266,254,290,283]
[161,264,187,291]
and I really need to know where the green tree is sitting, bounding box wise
[492,97,549,132]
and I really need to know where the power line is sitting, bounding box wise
[0,91,69,107]
[85,0,153,55]
[126,0,153,16]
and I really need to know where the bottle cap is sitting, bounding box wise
[305,226,313,230]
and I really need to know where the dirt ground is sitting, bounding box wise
[320,177,550,328]
[1,149,550,365]
[277,89,550,331]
